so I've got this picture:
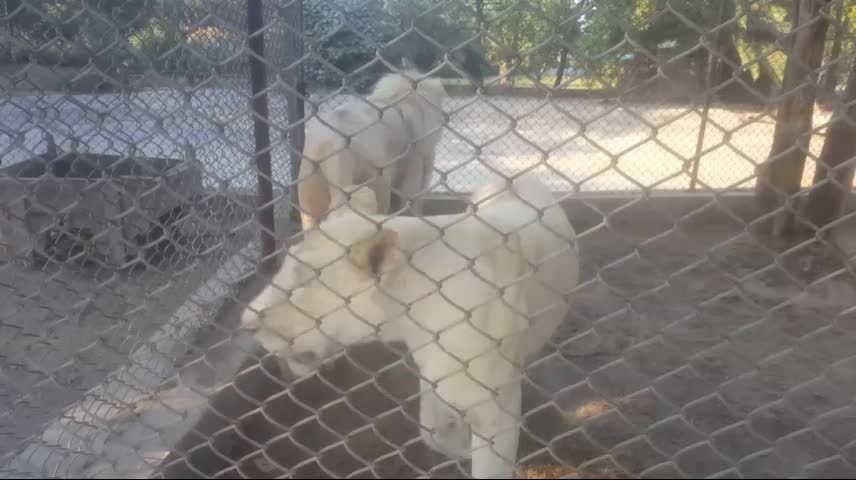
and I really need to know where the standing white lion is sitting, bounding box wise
[297,71,446,229]
[243,176,579,478]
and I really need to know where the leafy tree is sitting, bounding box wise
[734,0,791,96]
[573,0,652,83]
[382,0,486,82]
[303,0,393,90]
[4,0,157,66]
[477,0,587,85]
[8,0,851,102]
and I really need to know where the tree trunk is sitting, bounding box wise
[802,58,856,231]
[247,0,278,271]
[820,22,845,95]
[474,0,485,86]
[3,0,19,61]
[740,0,783,94]
[755,61,777,96]
[820,1,846,99]
[283,0,306,227]
[499,62,512,85]
[716,33,755,100]
[476,0,485,33]
[554,47,569,87]
[747,41,783,97]
[476,0,485,30]
[460,47,485,86]
[755,0,830,240]
[510,27,521,86]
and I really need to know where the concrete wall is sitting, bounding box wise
[421,191,856,233]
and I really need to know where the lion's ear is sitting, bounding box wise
[348,228,402,275]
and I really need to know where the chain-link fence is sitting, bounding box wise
[2,0,856,478]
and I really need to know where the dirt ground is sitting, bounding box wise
[0,232,249,458]
[156,217,856,479]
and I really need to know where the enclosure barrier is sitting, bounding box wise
[2,0,856,478]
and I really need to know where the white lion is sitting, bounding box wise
[297,70,446,230]
[242,176,579,478]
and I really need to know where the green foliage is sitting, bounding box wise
[478,0,586,81]
[7,0,855,93]
[5,0,157,66]
[304,0,393,90]
[636,1,733,51]
[304,0,487,88]
[5,0,232,77]
[383,0,483,77]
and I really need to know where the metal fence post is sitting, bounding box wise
[247,0,278,272]
[283,0,306,226]
[689,0,729,192]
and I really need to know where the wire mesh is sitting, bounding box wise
[2,0,856,479]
